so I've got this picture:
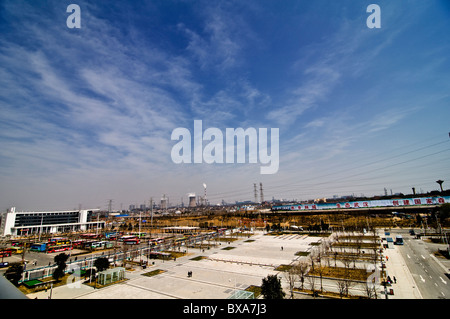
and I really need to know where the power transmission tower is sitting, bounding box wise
[107,199,113,212]
[254,183,258,203]
[147,197,153,239]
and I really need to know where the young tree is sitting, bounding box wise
[53,253,69,281]
[261,275,285,299]
[439,203,450,224]
[4,263,24,286]
[94,257,110,272]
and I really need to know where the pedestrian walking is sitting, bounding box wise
[393,276,397,284]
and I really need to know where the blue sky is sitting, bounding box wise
[1,0,449,211]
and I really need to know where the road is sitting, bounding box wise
[389,229,450,299]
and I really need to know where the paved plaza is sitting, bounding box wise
[26,230,423,299]
[27,232,318,299]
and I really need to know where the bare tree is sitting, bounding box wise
[336,278,347,298]
[317,263,325,293]
[344,277,355,298]
[355,235,363,268]
[306,274,317,297]
[295,260,309,291]
[341,253,352,272]
[364,264,378,299]
[284,265,297,299]
[122,244,129,269]
[309,251,315,272]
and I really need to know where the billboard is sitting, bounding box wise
[272,196,450,211]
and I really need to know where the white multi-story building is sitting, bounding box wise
[0,207,104,236]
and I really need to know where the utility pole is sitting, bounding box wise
[150,197,153,239]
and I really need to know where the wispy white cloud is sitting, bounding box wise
[0,3,201,180]
[179,3,250,72]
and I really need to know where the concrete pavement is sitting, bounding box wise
[382,240,423,299]
[26,231,316,299]
[25,230,425,299]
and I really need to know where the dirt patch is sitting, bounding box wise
[308,266,370,281]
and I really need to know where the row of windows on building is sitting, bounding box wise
[13,211,93,227]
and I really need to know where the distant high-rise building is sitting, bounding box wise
[161,194,168,210]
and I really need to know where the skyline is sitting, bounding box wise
[1,0,449,211]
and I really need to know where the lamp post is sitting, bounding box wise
[38,214,44,242]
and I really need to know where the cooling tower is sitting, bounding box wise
[188,193,196,208]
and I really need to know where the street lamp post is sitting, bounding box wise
[38,214,44,242]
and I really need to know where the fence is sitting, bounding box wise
[21,246,161,283]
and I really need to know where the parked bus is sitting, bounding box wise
[130,232,147,238]
[149,238,164,247]
[175,236,188,244]
[30,243,47,252]
[81,241,96,249]
[0,249,12,258]
[8,247,23,254]
[47,244,73,253]
[71,239,86,249]
[89,241,114,249]
[105,232,121,240]
[48,237,71,246]
[119,235,136,241]
[80,233,103,240]
[121,236,139,245]
[10,241,23,247]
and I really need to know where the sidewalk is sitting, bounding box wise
[382,245,422,299]
[27,280,96,299]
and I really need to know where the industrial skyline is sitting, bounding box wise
[1,1,449,211]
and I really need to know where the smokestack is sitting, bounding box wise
[260,182,264,203]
